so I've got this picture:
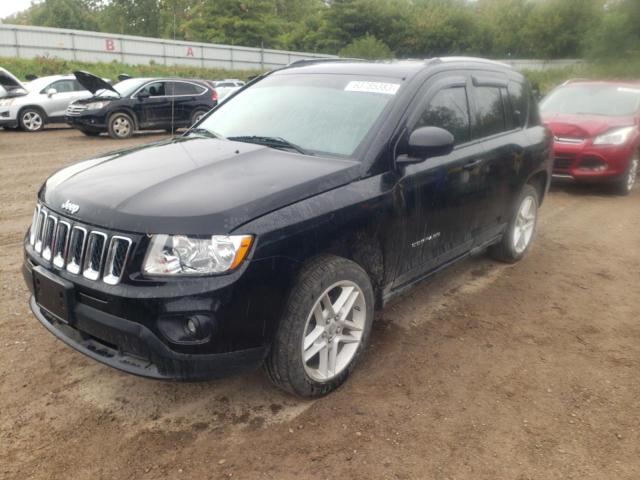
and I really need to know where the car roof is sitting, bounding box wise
[276,57,513,80]
[560,79,640,88]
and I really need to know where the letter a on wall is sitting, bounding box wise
[186,46,194,57]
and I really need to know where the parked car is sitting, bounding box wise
[211,79,245,99]
[23,58,551,397]
[540,80,640,195]
[0,74,93,132]
[0,67,28,130]
[65,72,218,138]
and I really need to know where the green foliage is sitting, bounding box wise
[1,0,638,61]
[0,56,259,83]
[339,34,392,60]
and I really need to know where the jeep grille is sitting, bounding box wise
[28,204,132,285]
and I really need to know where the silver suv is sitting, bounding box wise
[0,75,92,132]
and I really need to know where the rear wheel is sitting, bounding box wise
[191,108,208,125]
[107,112,134,139]
[265,255,374,398]
[489,184,539,263]
[614,155,638,196]
[19,108,45,132]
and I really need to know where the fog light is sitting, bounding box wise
[158,313,216,345]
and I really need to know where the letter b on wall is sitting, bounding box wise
[105,39,116,51]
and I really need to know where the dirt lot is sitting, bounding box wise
[1,127,639,480]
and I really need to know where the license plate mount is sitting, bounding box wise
[32,266,75,324]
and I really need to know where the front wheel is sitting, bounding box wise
[489,184,539,263]
[107,112,134,139]
[614,155,638,196]
[19,108,46,132]
[265,255,374,398]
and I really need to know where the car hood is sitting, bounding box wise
[542,113,636,139]
[40,136,361,234]
[74,70,118,95]
[0,68,27,98]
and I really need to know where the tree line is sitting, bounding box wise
[4,0,640,61]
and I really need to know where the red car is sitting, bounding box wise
[540,80,640,195]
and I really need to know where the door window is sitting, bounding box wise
[137,82,166,97]
[507,81,529,128]
[171,82,205,96]
[473,86,506,138]
[415,87,471,145]
[45,80,77,93]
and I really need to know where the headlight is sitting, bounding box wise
[143,234,253,276]
[593,126,636,146]
[84,101,111,110]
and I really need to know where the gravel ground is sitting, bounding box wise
[1,127,639,480]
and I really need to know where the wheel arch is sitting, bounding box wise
[108,108,139,130]
[18,105,48,121]
[526,170,549,205]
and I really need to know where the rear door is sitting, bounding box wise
[169,81,208,125]
[393,73,488,288]
[468,73,530,243]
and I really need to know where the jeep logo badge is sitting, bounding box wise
[61,200,80,215]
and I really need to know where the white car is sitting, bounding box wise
[0,74,93,132]
[211,79,245,100]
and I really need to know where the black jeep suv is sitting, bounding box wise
[65,71,218,139]
[24,58,552,397]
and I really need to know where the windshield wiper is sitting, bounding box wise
[188,127,225,139]
[226,135,310,155]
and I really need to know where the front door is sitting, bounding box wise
[392,74,489,289]
[134,81,173,127]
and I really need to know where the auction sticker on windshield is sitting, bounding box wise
[345,81,401,95]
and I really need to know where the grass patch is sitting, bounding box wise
[0,56,261,82]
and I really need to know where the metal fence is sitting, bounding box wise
[0,24,583,72]
[0,24,336,70]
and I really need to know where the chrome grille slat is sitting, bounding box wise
[103,236,132,285]
[28,204,132,285]
[53,221,71,268]
[41,215,58,261]
[83,232,107,280]
[66,226,87,275]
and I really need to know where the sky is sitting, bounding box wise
[0,0,32,20]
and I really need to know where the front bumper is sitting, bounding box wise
[0,108,18,127]
[65,113,107,130]
[28,294,266,380]
[552,141,635,182]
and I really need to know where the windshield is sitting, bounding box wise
[540,84,640,117]
[113,78,148,97]
[195,73,401,157]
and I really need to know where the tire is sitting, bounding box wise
[19,108,46,132]
[265,255,375,398]
[190,108,208,125]
[107,112,134,139]
[489,184,539,263]
[79,129,101,137]
[613,155,638,196]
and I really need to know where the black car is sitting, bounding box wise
[24,58,552,397]
[65,71,218,138]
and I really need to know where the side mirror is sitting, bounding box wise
[46,88,57,97]
[396,126,455,165]
[137,92,149,100]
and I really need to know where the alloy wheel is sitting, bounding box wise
[22,111,43,131]
[112,116,131,137]
[301,280,366,382]
[512,195,537,254]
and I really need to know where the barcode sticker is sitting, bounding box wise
[345,81,400,95]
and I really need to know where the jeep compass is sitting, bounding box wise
[23,58,552,397]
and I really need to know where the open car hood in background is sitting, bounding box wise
[74,70,118,95]
[0,67,27,97]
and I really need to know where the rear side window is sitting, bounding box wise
[473,86,506,138]
[507,80,529,128]
[415,87,471,145]
[46,79,77,93]
[171,82,206,96]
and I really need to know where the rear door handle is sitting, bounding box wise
[462,158,484,170]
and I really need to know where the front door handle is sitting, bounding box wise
[462,158,483,170]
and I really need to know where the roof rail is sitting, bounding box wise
[431,57,512,69]
[286,57,363,68]
[561,78,590,86]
